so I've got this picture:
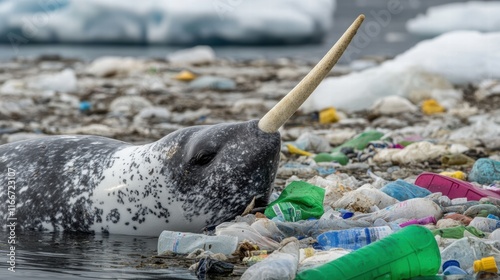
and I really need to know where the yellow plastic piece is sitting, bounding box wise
[303,247,315,258]
[286,144,313,157]
[440,171,467,180]
[174,70,197,81]
[474,256,498,273]
[319,107,340,124]
[421,99,445,115]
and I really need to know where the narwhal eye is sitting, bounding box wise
[191,151,216,165]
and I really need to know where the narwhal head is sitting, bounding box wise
[155,15,365,231]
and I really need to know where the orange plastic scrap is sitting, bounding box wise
[319,107,340,124]
[422,99,445,115]
[175,70,197,81]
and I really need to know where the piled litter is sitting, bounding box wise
[1,44,500,279]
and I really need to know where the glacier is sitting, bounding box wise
[302,31,500,112]
[0,0,336,45]
[406,1,500,36]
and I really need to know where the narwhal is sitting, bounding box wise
[0,15,364,236]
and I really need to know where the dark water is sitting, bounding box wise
[0,231,195,280]
[0,0,472,279]
[0,0,468,63]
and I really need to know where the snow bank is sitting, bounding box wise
[407,1,500,36]
[0,0,335,45]
[303,31,500,112]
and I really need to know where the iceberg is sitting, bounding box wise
[407,1,500,36]
[0,0,335,45]
[302,31,500,112]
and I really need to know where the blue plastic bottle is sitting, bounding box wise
[316,226,392,250]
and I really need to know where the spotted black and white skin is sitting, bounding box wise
[0,15,364,236]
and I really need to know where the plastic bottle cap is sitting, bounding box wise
[442,260,460,271]
[473,256,498,273]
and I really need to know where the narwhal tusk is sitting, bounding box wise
[258,14,365,133]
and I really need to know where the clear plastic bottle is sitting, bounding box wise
[157,230,238,255]
[316,226,393,250]
[241,238,299,280]
[469,217,500,233]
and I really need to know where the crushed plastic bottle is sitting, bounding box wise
[352,198,443,223]
[215,222,281,251]
[469,158,500,185]
[332,184,399,213]
[157,231,238,255]
[316,226,393,250]
[274,217,372,239]
[469,217,500,233]
[380,179,432,201]
[440,237,500,273]
[241,237,299,280]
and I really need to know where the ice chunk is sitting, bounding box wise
[0,0,335,45]
[407,1,500,36]
[303,31,500,112]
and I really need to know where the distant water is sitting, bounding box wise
[0,0,468,63]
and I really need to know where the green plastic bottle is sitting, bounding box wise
[331,130,384,153]
[314,151,349,165]
[296,225,441,280]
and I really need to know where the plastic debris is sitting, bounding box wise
[380,179,432,201]
[265,181,325,222]
[415,172,500,200]
[316,226,393,250]
[440,171,467,180]
[175,70,197,81]
[157,231,238,255]
[286,144,313,157]
[167,46,216,65]
[469,217,500,233]
[442,260,467,275]
[296,226,441,280]
[431,226,485,239]
[421,99,445,115]
[352,198,443,223]
[441,153,475,167]
[188,76,236,90]
[399,216,437,228]
[319,107,340,124]
[314,152,348,165]
[195,257,234,280]
[469,158,500,185]
[474,256,498,273]
[215,222,281,251]
[241,237,300,280]
[371,95,418,115]
[332,185,399,213]
[332,131,384,153]
[440,237,500,273]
